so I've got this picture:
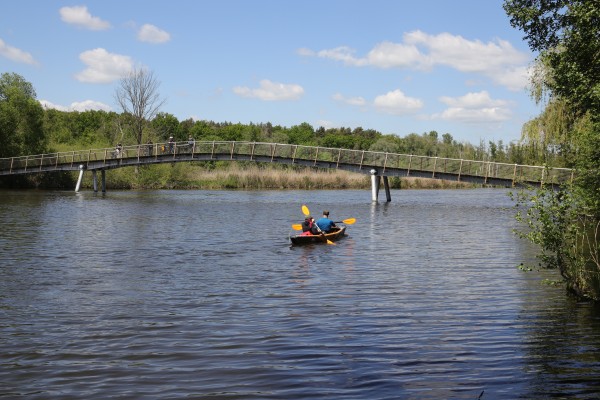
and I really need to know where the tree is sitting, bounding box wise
[114,66,165,145]
[504,0,600,300]
[504,1,600,118]
[151,112,181,141]
[0,72,46,158]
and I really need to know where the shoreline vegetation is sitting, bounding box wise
[77,163,476,191]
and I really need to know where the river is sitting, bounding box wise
[1,188,599,399]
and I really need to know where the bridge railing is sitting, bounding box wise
[0,140,575,186]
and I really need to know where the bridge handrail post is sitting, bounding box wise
[484,161,490,184]
[292,145,298,164]
[359,150,365,170]
[250,142,256,160]
[39,154,44,171]
[104,149,108,165]
[432,157,437,178]
[337,149,342,168]
[512,163,517,187]
[231,142,236,160]
[407,155,412,176]
[541,166,545,187]
[271,143,276,162]
[71,151,75,168]
[458,159,463,181]
[383,153,388,173]
[313,147,319,166]
[87,149,92,168]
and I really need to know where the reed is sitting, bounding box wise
[78,163,476,190]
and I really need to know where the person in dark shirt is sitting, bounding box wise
[300,216,315,236]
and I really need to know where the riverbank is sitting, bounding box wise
[78,163,475,190]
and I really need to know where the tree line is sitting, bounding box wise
[1,71,564,169]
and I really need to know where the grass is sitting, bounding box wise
[74,162,476,190]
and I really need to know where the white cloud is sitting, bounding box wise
[316,46,368,66]
[332,93,367,106]
[435,91,512,123]
[0,38,37,65]
[439,91,508,108]
[138,24,171,44]
[59,6,111,30]
[40,99,111,112]
[75,48,134,83]
[373,89,424,115]
[300,30,531,91]
[437,107,512,123]
[366,41,425,69]
[233,79,304,101]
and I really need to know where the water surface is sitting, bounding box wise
[1,189,599,399]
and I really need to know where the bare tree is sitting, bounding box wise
[114,66,165,145]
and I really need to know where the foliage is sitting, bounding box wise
[512,186,600,300]
[504,0,600,300]
[0,72,47,158]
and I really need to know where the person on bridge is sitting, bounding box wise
[114,143,123,158]
[168,136,175,153]
[315,211,336,233]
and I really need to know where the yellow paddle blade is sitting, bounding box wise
[342,218,356,225]
[291,224,303,230]
[302,204,310,216]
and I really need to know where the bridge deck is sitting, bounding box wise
[0,141,574,187]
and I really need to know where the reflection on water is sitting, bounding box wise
[1,189,600,399]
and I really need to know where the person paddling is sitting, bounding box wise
[315,210,336,233]
[300,216,315,236]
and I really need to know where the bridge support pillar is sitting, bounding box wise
[370,169,380,202]
[101,170,106,193]
[75,165,85,192]
[92,170,98,192]
[383,176,391,202]
[370,170,392,202]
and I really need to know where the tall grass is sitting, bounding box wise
[76,162,475,190]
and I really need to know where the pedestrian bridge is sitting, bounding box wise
[0,140,573,201]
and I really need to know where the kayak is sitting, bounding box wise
[289,226,347,245]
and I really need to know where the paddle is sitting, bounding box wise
[292,218,356,231]
[301,204,335,245]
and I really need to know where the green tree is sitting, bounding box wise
[505,0,600,300]
[151,112,181,141]
[0,72,47,157]
[288,122,315,145]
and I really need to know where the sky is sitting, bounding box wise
[0,0,541,145]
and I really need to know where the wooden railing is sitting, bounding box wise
[0,141,575,187]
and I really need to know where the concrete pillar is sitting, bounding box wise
[370,169,380,202]
[75,165,85,192]
[101,170,106,193]
[92,170,98,192]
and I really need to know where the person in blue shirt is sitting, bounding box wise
[315,210,337,233]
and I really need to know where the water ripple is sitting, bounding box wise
[1,189,600,399]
